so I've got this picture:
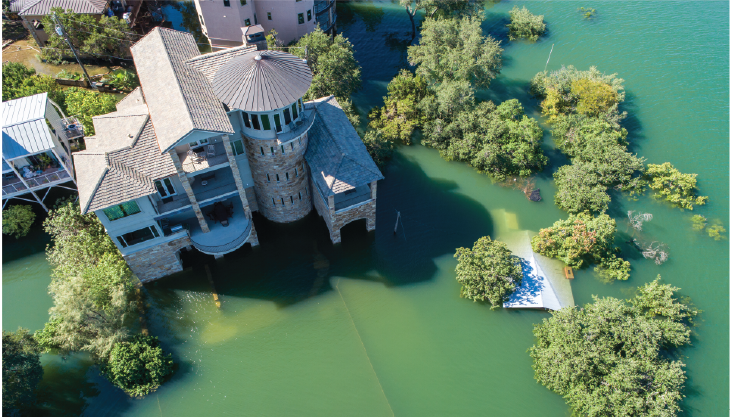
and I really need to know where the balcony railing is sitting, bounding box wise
[190,220,252,255]
[314,0,335,15]
[178,142,229,174]
[2,169,71,196]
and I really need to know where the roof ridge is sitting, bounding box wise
[186,44,255,64]
[17,0,43,14]
[2,116,45,129]
[80,164,109,214]
[108,159,153,188]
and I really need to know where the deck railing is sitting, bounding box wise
[190,220,252,255]
[2,170,71,196]
[314,0,334,15]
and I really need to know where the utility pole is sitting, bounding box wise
[52,12,93,88]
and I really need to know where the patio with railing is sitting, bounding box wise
[178,142,229,174]
[2,168,71,196]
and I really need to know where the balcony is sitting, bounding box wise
[189,197,252,255]
[334,185,372,211]
[2,167,72,197]
[314,0,335,15]
[177,142,229,174]
[61,116,84,141]
[155,167,239,216]
[277,110,315,143]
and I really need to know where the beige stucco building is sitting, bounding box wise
[72,27,381,283]
[193,0,336,51]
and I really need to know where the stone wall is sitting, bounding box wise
[312,179,377,244]
[242,130,313,223]
[124,235,191,283]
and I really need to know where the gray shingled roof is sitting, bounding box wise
[212,50,312,112]
[18,0,107,15]
[305,96,383,196]
[131,27,234,154]
[74,104,177,214]
[2,93,56,160]
[9,0,35,13]
[186,44,256,81]
[115,87,145,111]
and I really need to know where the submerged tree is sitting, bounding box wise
[644,162,707,210]
[2,328,44,413]
[100,335,174,397]
[368,69,431,145]
[507,6,546,41]
[2,205,36,238]
[531,277,697,417]
[454,236,523,309]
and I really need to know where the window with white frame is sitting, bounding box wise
[117,226,160,248]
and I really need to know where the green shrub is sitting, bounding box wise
[56,69,82,80]
[507,6,546,41]
[100,335,174,397]
[644,162,707,210]
[2,205,36,238]
[105,69,139,91]
[454,236,523,309]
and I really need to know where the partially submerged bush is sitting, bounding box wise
[644,162,707,210]
[100,335,174,397]
[507,6,546,41]
[2,205,36,238]
[454,236,523,309]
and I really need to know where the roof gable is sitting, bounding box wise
[2,93,56,160]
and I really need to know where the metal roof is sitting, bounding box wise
[2,93,56,160]
[186,45,256,82]
[212,50,312,112]
[131,27,234,154]
[304,96,383,196]
[18,0,107,15]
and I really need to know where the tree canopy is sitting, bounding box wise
[530,277,697,417]
[531,212,630,281]
[292,28,362,102]
[408,14,503,88]
[100,335,174,397]
[2,328,44,413]
[644,162,707,210]
[454,236,523,309]
[2,62,66,106]
[507,6,546,41]
[64,88,119,136]
[368,69,431,145]
[2,205,36,239]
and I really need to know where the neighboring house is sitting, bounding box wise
[193,0,336,51]
[2,93,78,211]
[72,27,382,283]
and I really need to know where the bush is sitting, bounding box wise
[104,69,139,91]
[531,212,630,281]
[100,335,174,397]
[507,6,546,41]
[2,205,36,238]
[530,277,697,417]
[644,162,707,210]
[454,236,523,309]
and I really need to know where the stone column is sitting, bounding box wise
[327,195,341,243]
[169,151,209,233]
[370,180,377,200]
[222,135,260,247]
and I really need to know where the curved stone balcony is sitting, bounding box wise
[188,197,252,255]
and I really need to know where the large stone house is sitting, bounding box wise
[73,27,381,282]
[193,0,336,51]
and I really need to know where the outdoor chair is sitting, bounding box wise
[207,144,215,157]
[187,148,205,163]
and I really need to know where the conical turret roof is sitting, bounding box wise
[211,50,312,112]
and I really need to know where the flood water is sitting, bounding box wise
[2,1,728,416]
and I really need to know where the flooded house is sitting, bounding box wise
[72,27,382,282]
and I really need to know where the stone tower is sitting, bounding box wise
[212,50,314,223]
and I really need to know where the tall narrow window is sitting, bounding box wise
[155,178,176,198]
[254,13,257,24]
[267,12,271,20]
[240,0,246,5]
[281,145,285,154]
[295,167,298,177]
[307,10,311,21]
[290,196,293,203]
[298,137,301,145]
[260,146,264,155]
[276,174,280,182]
[299,191,302,200]
[290,143,294,150]
[251,114,261,130]
[272,198,276,205]
[298,13,304,24]
[285,172,289,180]
[223,0,230,6]
[299,98,303,112]
[274,114,282,132]
[283,108,291,125]
[291,103,298,119]
[267,173,270,182]
[244,18,251,26]
[261,114,271,130]
[281,198,285,205]
[270,146,274,154]
[199,14,205,25]
[232,140,244,156]
[242,112,251,128]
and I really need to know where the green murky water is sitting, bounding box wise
[3,1,728,415]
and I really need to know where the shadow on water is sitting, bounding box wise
[337,0,386,33]
[621,90,645,154]
[155,151,493,308]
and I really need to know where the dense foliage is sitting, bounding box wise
[530,277,697,417]
[41,8,135,63]
[360,130,395,167]
[644,162,707,210]
[2,205,36,238]
[454,236,523,309]
[2,328,44,413]
[531,212,630,281]
[2,62,66,106]
[64,88,119,136]
[398,0,482,43]
[507,6,546,41]
[38,199,137,359]
[531,66,645,213]
[408,14,503,88]
[100,335,174,397]
[368,70,431,145]
[292,28,362,103]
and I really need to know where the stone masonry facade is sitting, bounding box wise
[125,235,192,282]
[312,180,377,243]
[242,131,313,223]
